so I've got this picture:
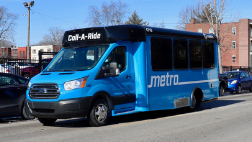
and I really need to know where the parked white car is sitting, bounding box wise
[0,64,9,73]
[6,62,31,75]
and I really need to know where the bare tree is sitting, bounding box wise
[177,4,195,30]
[36,27,64,46]
[0,7,18,46]
[200,0,236,73]
[177,3,214,30]
[153,21,166,28]
[86,0,128,26]
[179,0,236,73]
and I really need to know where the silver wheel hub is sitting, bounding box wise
[95,105,107,122]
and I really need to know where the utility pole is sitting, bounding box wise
[23,1,34,62]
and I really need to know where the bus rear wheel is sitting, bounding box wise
[88,99,110,127]
[187,95,201,111]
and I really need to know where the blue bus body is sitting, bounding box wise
[25,25,219,126]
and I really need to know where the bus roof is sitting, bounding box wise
[62,25,217,46]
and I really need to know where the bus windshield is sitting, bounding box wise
[46,45,108,72]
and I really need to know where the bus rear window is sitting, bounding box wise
[203,42,215,69]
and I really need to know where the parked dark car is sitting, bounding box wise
[0,73,34,119]
[219,73,228,96]
[225,71,252,94]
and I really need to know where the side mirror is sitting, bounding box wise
[96,62,120,79]
[109,62,119,77]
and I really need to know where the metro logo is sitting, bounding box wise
[148,73,179,88]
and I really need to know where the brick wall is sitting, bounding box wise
[185,18,251,67]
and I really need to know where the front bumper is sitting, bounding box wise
[25,97,92,119]
[225,83,238,92]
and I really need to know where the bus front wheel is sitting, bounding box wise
[88,99,111,127]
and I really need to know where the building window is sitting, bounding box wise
[23,51,25,57]
[20,51,22,57]
[198,29,202,33]
[32,49,36,54]
[232,55,236,63]
[232,27,236,35]
[209,28,214,34]
[250,28,252,37]
[232,41,236,49]
[250,41,252,52]
[47,48,51,52]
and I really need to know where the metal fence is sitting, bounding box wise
[0,58,51,79]
[222,66,252,74]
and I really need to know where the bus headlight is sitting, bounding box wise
[64,76,88,91]
[231,80,237,84]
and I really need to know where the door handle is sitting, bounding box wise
[126,75,131,78]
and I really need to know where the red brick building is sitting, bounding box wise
[186,18,252,67]
[0,47,11,58]
[18,47,27,59]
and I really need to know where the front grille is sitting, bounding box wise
[29,84,60,99]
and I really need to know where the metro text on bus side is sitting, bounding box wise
[25,25,219,127]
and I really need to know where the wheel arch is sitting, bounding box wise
[88,91,114,114]
[191,87,204,103]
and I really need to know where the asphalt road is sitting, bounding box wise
[1,92,252,142]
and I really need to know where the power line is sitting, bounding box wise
[30,9,84,27]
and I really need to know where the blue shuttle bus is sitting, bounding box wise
[25,25,219,126]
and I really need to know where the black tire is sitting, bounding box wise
[187,95,200,111]
[249,85,252,92]
[38,118,57,126]
[21,104,35,120]
[219,85,225,96]
[236,85,241,94]
[88,99,110,127]
[23,73,31,79]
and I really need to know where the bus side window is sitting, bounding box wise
[189,40,202,69]
[151,37,172,71]
[103,46,126,72]
[203,42,215,69]
[174,39,188,70]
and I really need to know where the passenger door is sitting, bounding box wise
[240,72,247,89]
[100,42,135,112]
